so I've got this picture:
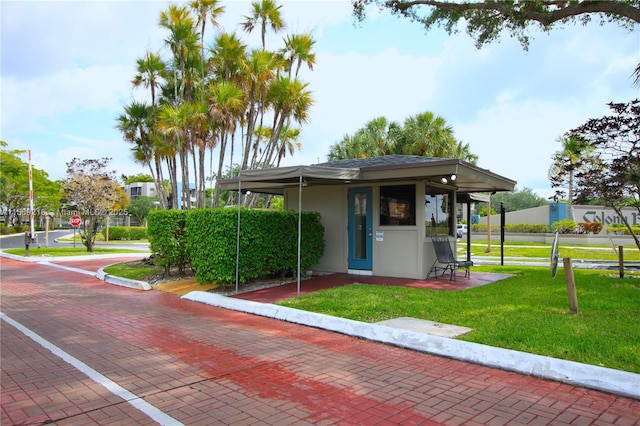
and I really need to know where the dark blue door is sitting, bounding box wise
[348,187,373,271]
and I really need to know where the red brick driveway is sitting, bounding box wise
[1,257,638,425]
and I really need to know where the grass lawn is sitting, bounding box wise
[3,247,145,257]
[277,265,640,374]
[103,261,158,281]
[465,241,640,261]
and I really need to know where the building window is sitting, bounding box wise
[130,187,141,199]
[426,193,452,236]
[380,185,416,226]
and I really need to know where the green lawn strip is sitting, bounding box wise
[466,243,639,261]
[4,247,144,257]
[103,262,158,281]
[55,235,148,244]
[277,266,640,373]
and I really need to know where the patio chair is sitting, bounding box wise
[430,236,473,281]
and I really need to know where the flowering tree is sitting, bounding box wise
[554,99,639,251]
[63,158,127,252]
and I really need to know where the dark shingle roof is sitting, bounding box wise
[316,155,458,170]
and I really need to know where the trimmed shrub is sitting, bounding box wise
[470,223,549,233]
[552,219,578,234]
[607,222,640,235]
[578,222,604,234]
[101,226,147,240]
[186,208,325,286]
[505,223,550,233]
[147,210,189,275]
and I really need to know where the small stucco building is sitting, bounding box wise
[221,156,516,280]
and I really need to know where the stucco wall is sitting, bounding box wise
[285,182,457,279]
[479,204,639,234]
[373,228,421,278]
[286,185,348,274]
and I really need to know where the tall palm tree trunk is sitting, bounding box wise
[213,134,227,207]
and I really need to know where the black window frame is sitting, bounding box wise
[379,184,416,226]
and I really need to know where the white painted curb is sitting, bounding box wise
[1,251,151,291]
[96,267,152,291]
[0,251,149,262]
[182,291,640,400]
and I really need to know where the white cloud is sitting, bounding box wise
[2,0,637,198]
[2,64,134,134]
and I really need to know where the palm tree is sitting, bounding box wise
[131,51,166,107]
[208,80,246,207]
[261,76,312,168]
[209,32,247,82]
[548,134,595,221]
[160,5,200,102]
[241,0,285,50]
[400,112,457,157]
[116,101,169,209]
[275,126,301,167]
[185,100,210,208]
[189,0,225,105]
[281,33,316,80]
[452,141,478,165]
[157,102,192,209]
[242,49,277,171]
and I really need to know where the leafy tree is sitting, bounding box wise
[490,186,548,213]
[128,196,157,226]
[0,142,62,227]
[560,99,639,250]
[352,1,640,50]
[476,205,497,217]
[122,173,154,185]
[328,112,477,163]
[63,158,124,252]
[352,1,640,82]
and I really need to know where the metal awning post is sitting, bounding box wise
[297,175,302,297]
[235,176,241,294]
[466,198,472,262]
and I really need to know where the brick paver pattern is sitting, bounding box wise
[1,257,639,425]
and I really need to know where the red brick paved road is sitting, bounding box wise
[1,257,639,425]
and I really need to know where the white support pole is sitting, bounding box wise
[28,150,35,239]
[235,177,242,294]
[297,175,302,297]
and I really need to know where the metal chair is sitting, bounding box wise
[430,236,473,281]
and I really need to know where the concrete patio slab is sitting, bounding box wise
[377,317,473,338]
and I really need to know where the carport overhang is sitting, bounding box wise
[219,156,516,195]
[219,156,516,294]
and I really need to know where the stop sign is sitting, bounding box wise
[70,215,82,227]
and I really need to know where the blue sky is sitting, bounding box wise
[2,1,638,199]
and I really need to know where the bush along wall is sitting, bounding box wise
[147,210,189,275]
[186,208,325,287]
[101,226,147,241]
[471,223,550,233]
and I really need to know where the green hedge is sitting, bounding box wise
[147,210,189,275]
[101,226,147,240]
[606,223,640,235]
[0,223,26,235]
[186,208,325,286]
[471,223,550,233]
[552,219,578,234]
